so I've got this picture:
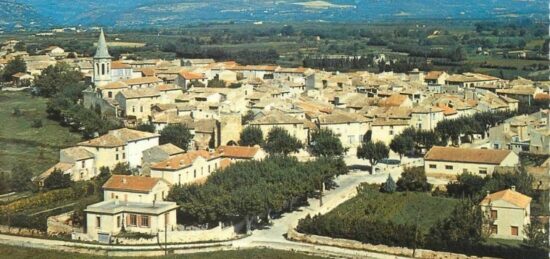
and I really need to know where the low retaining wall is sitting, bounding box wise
[109,221,245,245]
[0,225,45,237]
[287,228,494,259]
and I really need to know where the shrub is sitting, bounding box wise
[31,119,43,128]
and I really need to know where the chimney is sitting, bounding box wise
[511,185,516,191]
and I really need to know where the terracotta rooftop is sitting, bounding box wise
[424,146,513,165]
[178,70,206,80]
[103,175,165,193]
[98,81,128,90]
[111,61,132,69]
[371,119,409,126]
[217,145,260,159]
[60,147,95,161]
[122,76,162,86]
[79,128,159,147]
[119,88,160,99]
[318,111,369,124]
[250,110,303,125]
[425,71,445,80]
[379,94,408,107]
[480,188,532,209]
[151,150,219,171]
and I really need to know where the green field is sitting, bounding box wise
[0,246,324,259]
[0,91,82,176]
[308,185,459,234]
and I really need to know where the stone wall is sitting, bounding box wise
[287,228,494,259]
[0,225,45,237]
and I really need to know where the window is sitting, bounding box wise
[479,168,487,174]
[511,226,518,236]
[122,153,126,159]
[108,91,112,98]
[491,224,498,234]
[116,154,119,160]
[208,165,211,173]
[154,194,157,201]
[81,160,85,168]
[389,130,394,135]
[429,164,436,169]
[194,169,196,178]
[132,106,135,113]
[141,216,150,227]
[178,174,181,185]
[96,216,101,228]
[111,193,115,199]
[129,214,137,226]
[117,216,121,228]
[491,210,498,219]
[101,63,105,75]
[140,106,143,112]
[445,165,453,170]
[116,147,118,151]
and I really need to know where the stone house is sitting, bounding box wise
[141,143,185,176]
[115,88,161,121]
[316,111,370,148]
[102,175,171,203]
[249,110,309,144]
[370,119,409,145]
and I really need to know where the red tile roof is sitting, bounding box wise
[480,189,532,208]
[217,145,260,159]
[425,146,513,165]
[103,175,164,193]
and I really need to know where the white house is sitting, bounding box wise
[150,150,221,185]
[480,187,531,240]
[424,146,519,176]
[83,175,178,243]
[102,175,171,203]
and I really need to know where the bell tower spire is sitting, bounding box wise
[93,28,112,86]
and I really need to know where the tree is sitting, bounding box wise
[389,134,414,160]
[380,174,397,193]
[43,169,72,190]
[426,199,484,250]
[34,62,83,97]
[14,41,25,51]
[242,110,255,125]
[523,221,549,249]
[263,127,303,156]
[9,164,34,192]
[1,56,27,81]
[112,163,132,175]
[356,141,389,174]
[281,25,295,36]
[136,123,156,133]
[239,126,263,146]
[446,172,487,198]
[159,124,193,151]
[396,167,432,192]
[309,129,346,157]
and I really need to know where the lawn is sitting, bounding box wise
[0,91,82,176]
[0,245,325,259]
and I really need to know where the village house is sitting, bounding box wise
[175,70,208,90]
[316,111,370,148]
[182,58,215,67]
[217,145,267,163]
[445,73,501,88]
[111,61,134,82]
[115,88,161,121]
[424,146,519,177]
[77,128,160,169]
[480,187,531,240]
[249,110,309,144]
[410,106,444,131]
[370,119,409,145]
[34,146,97,187]
[83,175,178,243]
[489,110,548,153]
[141,143,185,175]
[150,150,221,185]
[103,175,171,203]
[42,46,65,57]
[11,72,33,86]
[424,71,449,85]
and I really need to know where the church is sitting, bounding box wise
[82,29,171,122]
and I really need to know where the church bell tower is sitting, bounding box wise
[93,28,112,86]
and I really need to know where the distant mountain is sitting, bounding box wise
[2,0,547,30]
